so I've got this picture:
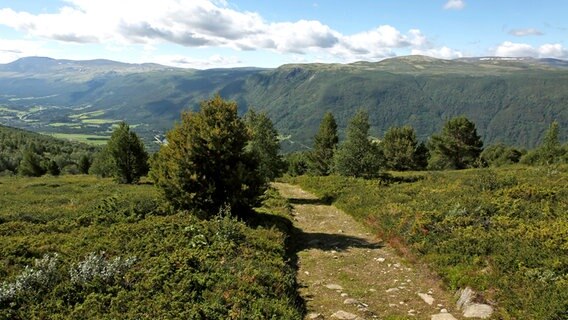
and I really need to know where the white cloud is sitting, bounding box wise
[538,43,568,58]
[0,0,440,63]
[508,28,544,37]
[0,38,50,63]
[494,41,567,59]
[444,0,465,10]
[411,46,464,59]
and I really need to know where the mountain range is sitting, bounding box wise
[0,55,566,151]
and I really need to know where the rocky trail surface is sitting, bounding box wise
[274,183,479,320]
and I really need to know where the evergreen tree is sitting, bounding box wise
[540,121,563,164]
[18,149,46,177]
[106,122,149,184]
[89,148,114,178]
[78,154,91,174]
[308,112,338,176]
[244,109,285,182]
[382,125,424,171]
[428,117,483,170]
[285,151,309,176]
[150,95,265,218]
[46,159,61,176]
[334,110,382,179]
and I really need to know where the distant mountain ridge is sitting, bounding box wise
[0,55,566,151]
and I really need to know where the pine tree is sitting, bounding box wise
[18,149,46,177]
[382,125,423,171]
[46,159,60,176]
[334,110,382,179]
[244,109,284,182]
[150,95,265,218]
[540,121,563,164]
[309,112,338,176]
[78,154,91,174]
[106,122,149,184]
[428,117,483,170]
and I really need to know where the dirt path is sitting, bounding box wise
[274,182,463,320]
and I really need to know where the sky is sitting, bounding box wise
[0,0,567,69]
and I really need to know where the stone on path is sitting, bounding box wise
[463,304,494,319]
[325,284,343,290]
[331,310,359,320]
[343,298,359,305]
[418,292,435,305]
[308,313,324,320]
[431,313,458,320]
[456,287,494,319]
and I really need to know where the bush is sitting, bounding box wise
[150,95,265,218]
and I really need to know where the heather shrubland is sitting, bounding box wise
[0,175,302,319]
[285,165,568,319]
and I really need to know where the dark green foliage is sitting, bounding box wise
[46,159,61,176]
[18,149,46,177]
[0,175,302,319]
[481,143,523,167]
[106,122,149,184]
[428,117,483,170]
[285,152,309,177]
[334,110,383,179]
[151,95,265,217]
[245,109,285,182]
[287,165,568,319]
[382,125,428,171]
[89,148,113,178]
[521,121,567,165]
[78,154,91,174]
[0,124,97,175]
[308,112,338,176]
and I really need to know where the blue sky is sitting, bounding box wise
[0,0,566,68]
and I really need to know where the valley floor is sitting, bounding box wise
[274,183,463,320]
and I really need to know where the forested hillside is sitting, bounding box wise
[0,56,566,151]
[0,124,97,175]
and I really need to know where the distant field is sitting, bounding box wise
[42,132,110,145]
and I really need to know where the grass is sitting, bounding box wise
[42,133,110,145]
[285,165,568,319]
[80,119,121,125]
[0,175,303,319]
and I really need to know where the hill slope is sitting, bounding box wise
[0,56,566,151]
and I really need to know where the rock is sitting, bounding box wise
[418,292,435,305]
[440,308,448,313]
[331,310,358,320]
[341,293,348,297]
[463,303,494,319]
[456,287,475,310]
[368,288,376,292]
[325,284,343,290]
[456,287,493,319]
[308,313,324,320]
[431,313,458,320]
[344,298,358,305]
[376,257,386,262]
[386,288,399,293]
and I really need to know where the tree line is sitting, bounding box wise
[288,112,567,177]
[3,95,566,221]
[0,125,97,177]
